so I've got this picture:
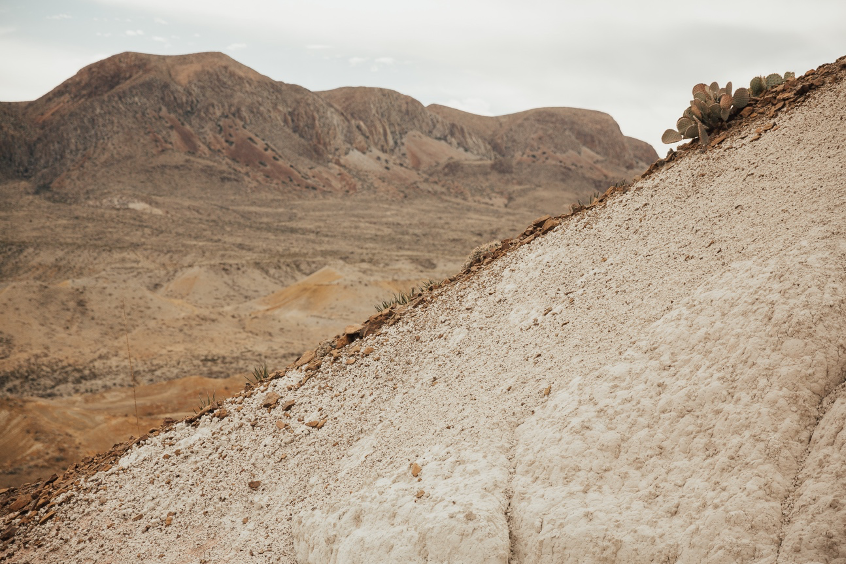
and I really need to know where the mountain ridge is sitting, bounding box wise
[0,51,656,203]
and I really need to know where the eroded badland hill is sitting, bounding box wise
[0,52,656,486]
[0,56,843,562]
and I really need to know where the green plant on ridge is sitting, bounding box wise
[374,280,440,312]
[195,390,217,414]
[662,81,750,146]
[245,362,270,386]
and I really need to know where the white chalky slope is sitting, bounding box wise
[5,69,845,563]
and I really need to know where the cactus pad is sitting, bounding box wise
[707,103,722,124]
[784,71,795,80]
[677,117,694,132]
[683,123,699,139]
[750,76,765,97]
[719,94,733,110]
[692,83,707,96]
[662,129,683,144]
[766,73,783,88]
[732,88,750,109]
[698,121,709,147]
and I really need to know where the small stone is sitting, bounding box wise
[416,490,425,499]
[532,214,553,227]
[165,516,173,526]
[132,514,144,521]
[242,517,249,524]
[543,385,551,397]
[0,526,16,541]
[281,400,295,411]
[275,420,289,430]
[248,481,261,490]
[344,324,363,336]
[305,419,327,429]
[262,392,281,408]
[540,218,560,233]
[38,511,56,525]
[363,347,374,356]
[349,345,361,354]
[294,350,315,368]
[346,358,356,365]
[411,463,422,477]
[8,496,29,513]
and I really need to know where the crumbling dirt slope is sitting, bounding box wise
[1,58,844,563]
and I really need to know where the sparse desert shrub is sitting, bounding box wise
[662,81,750,146]
[194,390,217,413]
[244,362,269,386]
[374,280,440,312]
[491,158,513,174]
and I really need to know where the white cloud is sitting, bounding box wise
[152,36,167,42]
[226,43,247,51]
[125,29,144,36]
[348,57,367,66]
[306,44,331,50]
[154,18,168,25]
[47,14,72,20]
[374,57,394,65]
[444,98,493,116]
[95,32,113,37]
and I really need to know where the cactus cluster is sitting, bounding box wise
[662,81,750,145]
[749,71,795,96]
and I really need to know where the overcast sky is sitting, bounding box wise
[1,0,845,152]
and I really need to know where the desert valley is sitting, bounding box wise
[0,52,656,487]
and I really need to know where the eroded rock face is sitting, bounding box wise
[293,446,510,564]
[510,253,844,562]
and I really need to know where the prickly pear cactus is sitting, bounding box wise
[766,73,784,88]
[663,79,751,145]
[750,76,765,97]
[784,71,795,80]
[732,88,750,109]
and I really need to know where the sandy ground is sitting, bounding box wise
[1,63,844,562]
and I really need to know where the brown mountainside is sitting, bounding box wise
[0,51,656,203]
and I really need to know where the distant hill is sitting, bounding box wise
[0,51,656,204]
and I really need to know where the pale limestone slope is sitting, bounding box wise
[5,70,844,563]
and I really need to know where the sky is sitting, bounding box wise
[1,0,845,153]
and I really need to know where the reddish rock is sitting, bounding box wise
[261,392,281,408]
